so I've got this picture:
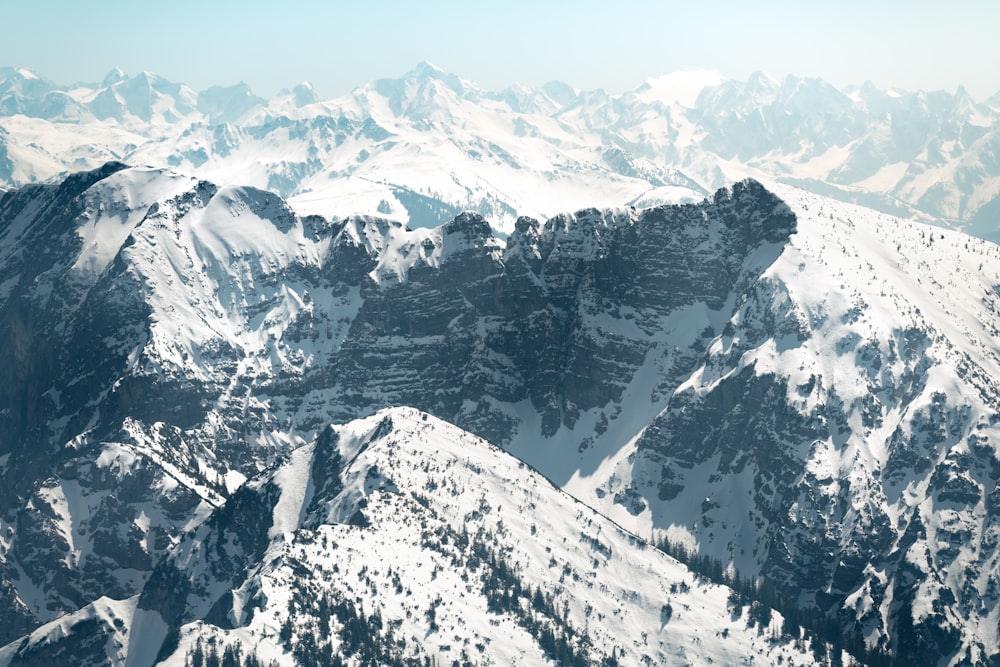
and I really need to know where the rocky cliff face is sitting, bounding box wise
[614,185,1000,665]
[1,165,999,664]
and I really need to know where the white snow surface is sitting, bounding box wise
[5,64,999,235]
[149,408,832,667]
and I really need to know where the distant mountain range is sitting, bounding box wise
[2,64,1000,239]
[2,163,1000,664]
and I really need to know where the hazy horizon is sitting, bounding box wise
[3,0,998,100]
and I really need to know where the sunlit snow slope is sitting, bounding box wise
[4,64,1000,238]
[69,407,827,667]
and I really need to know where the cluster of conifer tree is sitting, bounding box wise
[184,638,277,667]
[277,588,432,667]
[470,530,620,667]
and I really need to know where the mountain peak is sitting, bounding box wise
[442,210,494,242]
[292,81,319,107]
[954,84,973,104]
[101,66,126,88]
[13,67,40,81]
[402,60,468,94]
[745,69,779,89]
[410,60,446,78]
[987,88,1000,109]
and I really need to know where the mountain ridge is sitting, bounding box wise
[2,408,842,667]
[3,65,1000,239]
[1,164,1000,663]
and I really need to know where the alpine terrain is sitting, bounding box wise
[2,64,1000,239]
[0,160,999,665]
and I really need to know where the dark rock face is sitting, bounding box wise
[0,162,130,463]
[138,480,279,630]
[612,222,1000,664]
[330,179,794,442]
[6,617,114,667]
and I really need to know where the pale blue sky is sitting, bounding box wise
[3,0,998,99]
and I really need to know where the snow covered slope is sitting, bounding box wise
[32,408,829,667]
[0,596,139,666]
[2,164,1000,664]
[571,183,1000,665]
[3,64,1000,238]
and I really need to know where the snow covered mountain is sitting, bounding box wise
[1,408,831,667]
[2,163,1000,664]
[2,64,1000,239]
